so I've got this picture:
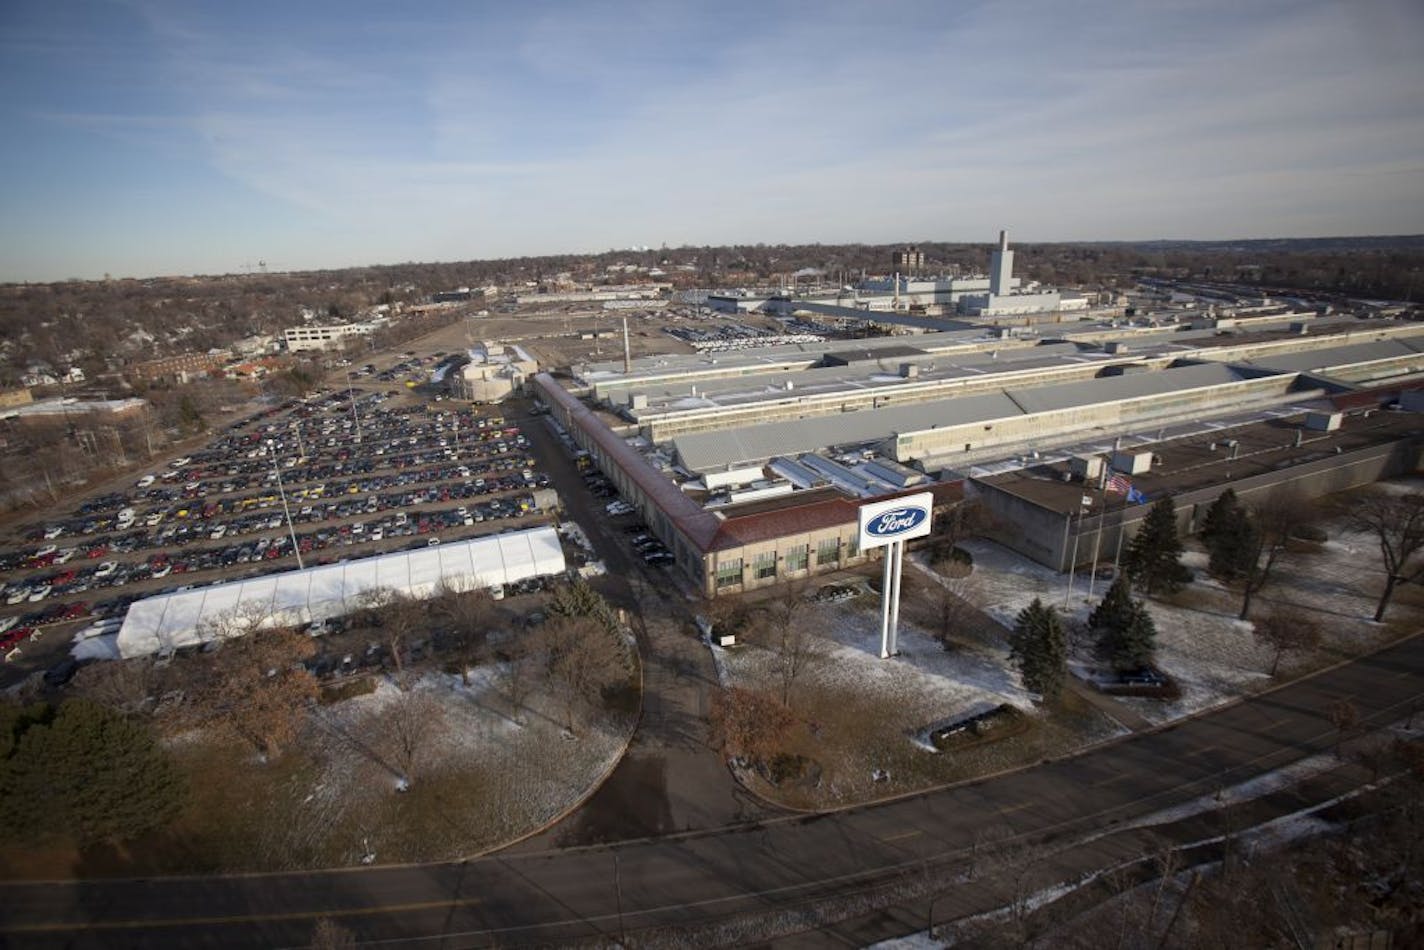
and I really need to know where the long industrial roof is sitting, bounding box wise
[671,363,1273,473]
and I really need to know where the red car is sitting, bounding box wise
[1,628,33,652]
[63,601,90,620]
[86,545,109,559]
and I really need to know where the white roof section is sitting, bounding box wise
[116,526,566,658]
[671,363,1281,474]
[673,391,1024,472]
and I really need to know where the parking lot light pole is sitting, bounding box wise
[346,370,363,444]
[267,441,305,570]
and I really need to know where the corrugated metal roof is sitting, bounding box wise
[672,391,1025,471]
[1236,338,1424,374]
[1006,363,1256,414]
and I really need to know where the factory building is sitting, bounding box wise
[539,294,1423,593]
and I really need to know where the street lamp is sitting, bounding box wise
[266,440,305,570]
[346,370,363,443]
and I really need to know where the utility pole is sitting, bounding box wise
[346,370,363,443]
[267,441,305,570]
[290,420,306,462]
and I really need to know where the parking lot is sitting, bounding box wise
[0,366,560,672]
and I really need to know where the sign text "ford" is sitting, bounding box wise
[866,506,928,538]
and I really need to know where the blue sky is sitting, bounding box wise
[1,0,1421,282]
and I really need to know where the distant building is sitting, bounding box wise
[432,288,477,303]
[957,230,1085,317]
[283,322,375,353]
[127,351,226,384]
[893,246,925,276]
[0,388,34,410]
[450,343,538,403]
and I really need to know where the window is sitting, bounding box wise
[753,551,777,580]
[785,544,809,573]
[816,538,840,566]
[715,558,742,589]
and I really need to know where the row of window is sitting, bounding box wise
[713,536,861,589]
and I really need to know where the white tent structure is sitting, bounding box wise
[116,526,566,659]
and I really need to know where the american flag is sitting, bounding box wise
[1105,472,1132,495]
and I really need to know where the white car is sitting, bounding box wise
[94,561,119,579]
[54,548,76,564]
[136,475,156,488]
[36,544,58,558]
[43,526,64,540]
[27,585,52,602]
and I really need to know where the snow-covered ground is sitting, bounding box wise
[713,493,1419,798]
[953,508,1419,726]
[290,664,632,863]
[714,599,1031,736]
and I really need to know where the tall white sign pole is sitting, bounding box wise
[880,542,896,658]
[860,493,934,660]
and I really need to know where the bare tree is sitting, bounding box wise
[433,580,496,686]
[373,689,447,790]
[708,686,794,766]
[1341,487,1424,622]
[69,658,159,716]
[357,587,425,686]
[493,637,536,725]
[1252,604,1322,676]
[198,626,318,761]
[759,582,824,706]
[533,615,631,736]
[1238,490,1315,620]
[1328,697,1361,755]
[930,575,979,651]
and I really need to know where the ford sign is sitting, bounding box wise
[858,492,934,550]
[866,507,928,538]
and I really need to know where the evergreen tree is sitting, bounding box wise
[0,699,185,847]
[1200,490,1257,580]
[1089,577,1159,671]
[1009,598,1068,702]
[1103,602,1158,672]
[1198,488,1240,551]
[1088,576,1136,634]
[1121,496,1192,594]
[548,579,619,635]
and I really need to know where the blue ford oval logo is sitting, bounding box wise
[866,506,928,538]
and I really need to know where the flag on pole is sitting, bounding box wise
[1105,471,1132,495]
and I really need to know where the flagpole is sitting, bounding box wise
[1087,469,1108,599]
[1113,485,1132,567]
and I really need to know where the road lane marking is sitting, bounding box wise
[881,830,921,843]
[998,802,1032,814]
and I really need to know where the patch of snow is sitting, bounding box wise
[71,632,121,661]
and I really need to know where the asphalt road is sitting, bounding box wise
[4,631,1420,948]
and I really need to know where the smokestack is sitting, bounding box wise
[622,316,631,374]
[999,229,1008,251]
